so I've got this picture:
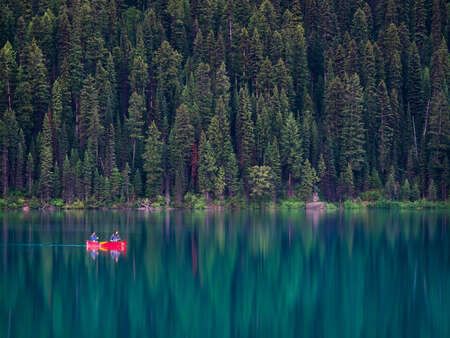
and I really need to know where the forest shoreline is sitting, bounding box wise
[2,197,449,212]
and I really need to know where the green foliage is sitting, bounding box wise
[50,198,64,208]
[214,167,226,200]
[360,190,383,202]
[39,114,53,200]
[400,179,412,201]
[264,137,282,196]
[340,73,365,171]
[142,122,163,199]
[298,159,319,201]
[385,167,398,200]
[280,112,302,197]
[326,202,339,211]
[427,179,437,201]
[183,193,207,209]
[338,163,354,200]
[248,166,274,204]
[126,92,146,166]
[235,87,255,183]
[0,0,448,206]
[278,198,306,209]
[198,132,217,201]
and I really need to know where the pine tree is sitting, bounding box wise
[26,153,34,195]
[324,76,346,143]
[351,9,368,45]
[248,165,274,205]
[385,166,397,200]
[74,158,83,200]
[153,41,182,100]
[95,61,115,126]
[0,108,18,196]
[214,62,231,106]
[256,57,273,95]
[255,96,271,163]
[214,167,226,201]
[317,153,327,196]
[298,159,319,201]
[52,163,61,198]
[286,23,308,112]
[111,166,122,199]
[14,66,34,138]
[235,87,255,184]
[40,113,53,200]
[129,54,149,96]
[134,169,143,198]
[340,73,366,172]
[142,122,163,199]
[0,41,16,111]
[301,103,313,161]
[337,163,354,200]
[62,154,73,202]
[126,92,145,167]
[83,143,94,200]
[122,163,131,201]
[374,43,386,85]
[400,179,411,201]
[224,151,240,197]
[25,39,49,132]
[407,43,424,124]
[194,62,213,127]
[15,136,24,190]
[105,124,117,177]
[264,137,282,198]
[387,51,402,93]
[427,88,449,191]
[79,75,102,151]
[193,29,206,67]
[172,104,195,167]
[198,132,217,202]
[414,0,427,56]
[207,97,233,168]
[273,58,293,97]
[427,179,437,201]
[280,112,302,197]
[369,168,383,190]
[248,29,263,90]
[411,179,421,201]
[376,81,394,175]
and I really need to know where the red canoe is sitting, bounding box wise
[86,241,127,251]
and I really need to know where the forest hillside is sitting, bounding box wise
[0,0,449,207]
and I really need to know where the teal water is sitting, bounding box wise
[0,210,449,338]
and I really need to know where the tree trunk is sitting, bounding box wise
[288,172,293,198]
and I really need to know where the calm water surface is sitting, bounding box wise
[1,210,449,337]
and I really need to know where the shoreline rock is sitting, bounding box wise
[305,202,327,210]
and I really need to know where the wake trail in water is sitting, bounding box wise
[0,243,85,247]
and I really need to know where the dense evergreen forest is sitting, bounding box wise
[0,0,449,206]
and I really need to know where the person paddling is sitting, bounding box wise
[110,231,120,242]
[90,232,99,242]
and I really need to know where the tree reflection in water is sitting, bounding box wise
[0,210,449,337]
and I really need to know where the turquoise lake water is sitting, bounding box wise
[0,210,449,337]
